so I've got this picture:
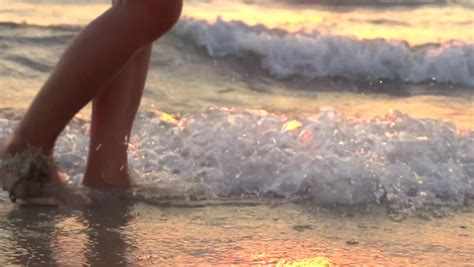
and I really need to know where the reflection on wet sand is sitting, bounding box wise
[0,200,472,265]
[1,198,134,266]
[6,206,59,266]
[81,197,133,266]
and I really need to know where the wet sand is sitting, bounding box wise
[0,198,472,266]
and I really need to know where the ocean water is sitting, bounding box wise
[0,0,473,265]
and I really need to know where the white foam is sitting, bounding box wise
[5,108,473,210]
[1,108,472,211]
[175,18,474,86]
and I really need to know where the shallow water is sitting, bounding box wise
[0,0,473,265]
[0,199,473,266]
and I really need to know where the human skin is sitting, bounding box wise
[0,0,183,192]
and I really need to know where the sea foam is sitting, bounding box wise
[175,18,474,87]
[2,108,471,211]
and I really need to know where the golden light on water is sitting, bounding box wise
[184,3,324,32]
[0,2,108,26]
[249,253,332,266]
[276,257,332,267]
[0,1,472,265]
[1,1,472,46]
[183,3,473,45]
[1,2,473,132]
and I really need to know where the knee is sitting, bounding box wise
[124,0,183,44]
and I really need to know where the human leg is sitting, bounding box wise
[82,0,155,188]
[1,0,182,192]
[83,45,152,188]
[9,0,182,155]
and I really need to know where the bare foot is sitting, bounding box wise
[0,135,69,205]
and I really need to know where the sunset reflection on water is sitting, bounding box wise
[2,1,472,46]
[2,202,472,266]
[183,2,473,45]
[0,1,472,265]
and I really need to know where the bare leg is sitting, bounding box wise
[83,0,153,188]
[10,1,181,154]
[1,0,182,192]
[83,45,152,188]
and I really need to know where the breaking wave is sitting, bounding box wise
[175,18,474,87]
[1,20,473,94]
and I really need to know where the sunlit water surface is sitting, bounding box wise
[0,0,473,265]
[0,200,473,266]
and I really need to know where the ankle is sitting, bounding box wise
[83,163,132,188]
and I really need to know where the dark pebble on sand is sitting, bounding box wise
[293,225,314,232]
[459,225,467,229]
[217,88,235,94]
[346,239,359,245]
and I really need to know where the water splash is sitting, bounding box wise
[1,108,472,212]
